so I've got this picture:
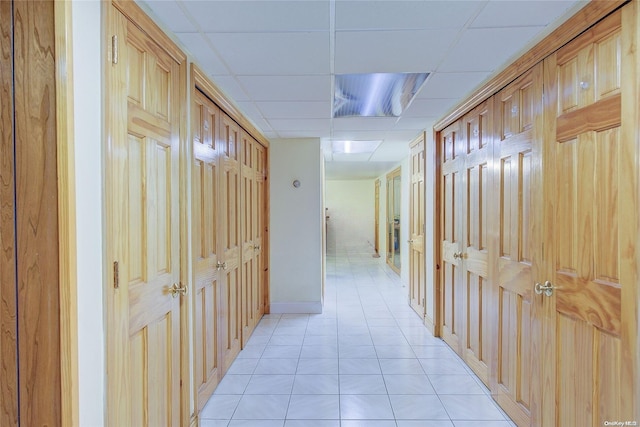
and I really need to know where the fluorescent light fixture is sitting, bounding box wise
[334,72,429,118]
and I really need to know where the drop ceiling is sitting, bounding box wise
[139,0,587,179]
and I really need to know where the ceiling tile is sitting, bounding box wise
[437,26,543,73]
[257,101,331,119]
[402,98,458,118]
[205,32,329,75]
[236,76,331,101]
[471,1,583,28]
[332,130,394,141]
[418,72,492,100]
[144,1,195,33]
[332,153,373,162]
[207,75,251,102]
[268,118,331,132]
[391,117,430,131]
[333,117,398,132]
[335,1,482,30]
[335,29,458,74]
[369,143,410,162]
[182,1,329,33]
[174,33,229,75]
[382,130,427,145]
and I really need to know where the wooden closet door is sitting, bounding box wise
[439,120,464,352]
[491,65,543,427]
[0,2,19,422]
[192,91,221,409]
[106,5,184,425]
[542,10,636,425]
[255,143,267,317]
[409,133,426,319]
[241,131,259,345]
[219,113,242,372]
[460,101,492,385]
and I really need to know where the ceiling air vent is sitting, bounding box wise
[333,72,429,118]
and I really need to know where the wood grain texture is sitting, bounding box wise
[409,132,426,320]
[434,0,626,132]
[556,94,621,142]
[13,1,62,425]
[0,1,18,424]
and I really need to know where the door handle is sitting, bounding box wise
[216,261,228,270]
[169,283,188,298]
[534,280,556,297]
[453,252,464,260]
[407,240,414,243]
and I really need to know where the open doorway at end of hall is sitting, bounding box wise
[386,167,401,274]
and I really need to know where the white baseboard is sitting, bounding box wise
[269,301,323,314]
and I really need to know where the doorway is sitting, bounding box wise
[374,179,380,257]
[386,167,401,273]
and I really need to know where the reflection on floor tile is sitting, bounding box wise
[200,245,515,425]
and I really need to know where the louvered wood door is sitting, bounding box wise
[409,133,426,318]
[192,90,221,410]
[460,100,492,385]
[440,120,464,352]
[106,6,183,425]
[491,65,543,427]
[241,131,259,345]
[541,10,636,425]
[219,113,242,372]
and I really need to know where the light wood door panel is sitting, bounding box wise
[460,101,492,385]
[541,10,636,425]
[440,120,464,353]
[192,91,221,410]
[255,143,267,318]
[220,113,242,372]
[107,6,183,425]
[241,131,259,345]
[491,66,542,427]
[409,133,426,319]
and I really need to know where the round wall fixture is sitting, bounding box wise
[293,179,301,188]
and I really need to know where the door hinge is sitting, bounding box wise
[111,35,118,64]
[113,261,119,289]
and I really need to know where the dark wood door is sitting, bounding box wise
[0,1,61,425]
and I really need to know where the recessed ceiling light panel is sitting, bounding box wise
[333,72,429,118]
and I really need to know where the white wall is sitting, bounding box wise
[72,1,105,425]
[269,139,324,313]
[325,180,376,253]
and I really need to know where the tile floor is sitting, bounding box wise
[200,245,516,427]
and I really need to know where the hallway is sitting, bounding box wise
[199,245,516,426]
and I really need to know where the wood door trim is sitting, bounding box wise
[54,1,79,426]
[434,0,627,132]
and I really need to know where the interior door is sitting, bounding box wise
[192,89,221,409]
[491,65,542,427]
[439,120,464,352]
[255,142,267,317]
[241,131,259,345]
[219,113,242,372]
[386,168,402,273]
[409,133,426,318]
[542,10,636,425]
[106,5,184,425]
[374,179,380,256]
[460,101,493,385]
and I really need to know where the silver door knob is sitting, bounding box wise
[453,252,464,260]
[534,281,556,297]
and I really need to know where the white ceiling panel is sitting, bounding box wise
[138,0,587,179]
[174,33,229,75]
[333,117,398,132]
[257,101,330,119]
[438,26,544,73]
[334,29,458,74]
[182,1,329,33]
[403,98,459,118]
[206,75,251,102]
[471,1,582,28]
[418,72,492,100]
[143,1,195,33]
[268,118,331,132]
[206,32,330,75]
[236,75,330,101]
[335,1,483,31]
[325,161,400,180]
[332,153,373,162]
